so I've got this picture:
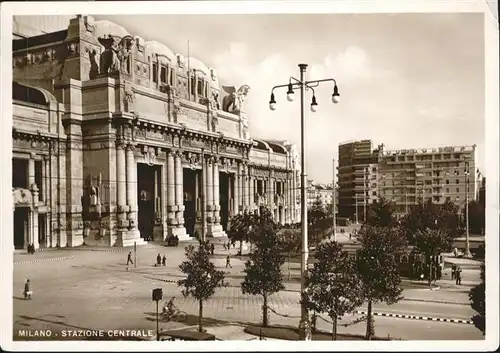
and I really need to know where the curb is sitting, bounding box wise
[355,310,473,325]
[14,256,75,265]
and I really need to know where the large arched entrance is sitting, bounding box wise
[137,163,157,241]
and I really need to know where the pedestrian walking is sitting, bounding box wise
[156,253,161,267]
[162,255,167,267]
[126,251,133,266]
[24,279,32,299]
[456,266,462,285]
[210,243,215,255]
[226,254,232,268]
[451,264,456,280]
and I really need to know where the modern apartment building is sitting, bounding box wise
[337,140,382,222]
[337,140,478,220]
[378,145,477,216]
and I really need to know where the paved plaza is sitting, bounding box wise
[12,241,483,341]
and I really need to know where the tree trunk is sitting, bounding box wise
[366,300,373,340]
[239,240,243,256]
[262,295,268,327]
[198,299,203,332]
[332,316,338,341]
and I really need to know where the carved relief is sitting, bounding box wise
[143,146,157,166]
[123,83,134,112]
[13,188,32,206]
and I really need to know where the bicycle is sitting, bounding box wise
[162,308,188,322]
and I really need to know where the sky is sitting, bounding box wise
[14,12,486,184]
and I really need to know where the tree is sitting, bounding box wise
[241,210,285,327]
[279,228,301,281]
[308,196,333,247]
[469,263,485,335]
[413,228,452,285]
[303,241,362,340]
[365,197,397,228]
[178,241,228,332]
[463,200,485,235]
[227,211,256,255]
[356,225,405,340]
[401,199,462,244]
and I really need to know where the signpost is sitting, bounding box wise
[152,288,163,341]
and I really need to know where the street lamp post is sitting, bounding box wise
[269,63,340,341]
[332,158,336,242]
[464,162,471,258]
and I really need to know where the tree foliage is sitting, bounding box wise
[413,228,453,256]
[227,211,257,255]
[401,199,462,244]
[356,225,405,340]
[365,197,397,228]
[308,196,333,247]
[178,241,228,331]
[303,241,363,340]
[463,200,485,235]
[469,263,485,335]
[241,210,285,326]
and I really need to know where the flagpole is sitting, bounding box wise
[187,40,191,100]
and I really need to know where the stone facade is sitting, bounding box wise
[11,15,300,249]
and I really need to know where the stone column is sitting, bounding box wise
[125,144,141,244]
[206,158,214,218]
[240,163,247,211]
[173,151,188,239]
[213,158,220,225]
[116,143,127,232]
[30,183,40,249]
[161,158,169,241]
[233,171,239,216]
[166,150,177,235]
[249,170,255,212]
[207,157,224,237]
[28,153,35,188]
[152,166,163,241]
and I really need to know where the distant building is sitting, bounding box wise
[307,180,338,214]
[378,145,477,217]
[337,140,380,222]
[337,140,478,220]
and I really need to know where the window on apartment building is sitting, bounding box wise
[456,162,460,167]
[407,156,414,161]
[446,188,449,193]
[169,68,174,85]
[456,179,459,184]
[425,180,432,185]
[372,167,377,172]
[456,188,460,193]
[454,154,461,159]
[446,180,449,184]
[371,183,377,188]
[434,154,441,160]
[372,191,377,196]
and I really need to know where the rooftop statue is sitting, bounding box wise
[98,34,135,75]
[221,84,251,113]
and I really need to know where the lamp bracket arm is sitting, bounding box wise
[305,78,337,86]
